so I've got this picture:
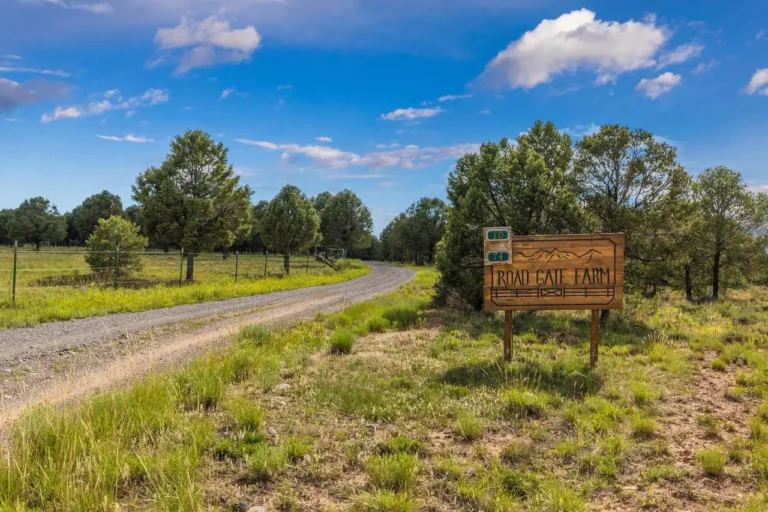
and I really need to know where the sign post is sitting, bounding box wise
[483,229,624,367]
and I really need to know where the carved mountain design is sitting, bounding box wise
[512,248,603,264]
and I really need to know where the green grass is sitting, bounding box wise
[365,453,421,492]
[330,329,357,354]
[0,254,369,329]
[696,447,728,476]
[453,414,484,441]
[354,491,418,512]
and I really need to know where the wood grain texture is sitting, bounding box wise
[483,232,625,312]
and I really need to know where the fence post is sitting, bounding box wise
[11,240,18,304]
[264,251,269,277]
[179,248,184,286]
[235,251,239,283]
[113,244,120,291]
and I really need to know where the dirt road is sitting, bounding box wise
[0,262,414,426]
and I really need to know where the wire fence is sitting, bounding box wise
[0,243,336,304]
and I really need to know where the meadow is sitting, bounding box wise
[0,247,367,329]
[3,269,768,511]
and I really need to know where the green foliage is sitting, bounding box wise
[631,415,656,439]
[132,129,252,279]
[376,436,425,456]
[281,436,313,462]
[365,453,420,492]
[329,329,356,354]
[71,190,123,241]
[381,197,446,264]
[641,464,680,483]
[382,306,420,329]
[84,216,148,276]
[260,185,321,274]
[354,491,418,512]
[453,414,484,441]
[248,444,289,482]
[437,121,581,308]
[0,208,15,245]
[9,197,66,249]
[176,357,228,411]
[367,316,391,333]
[503,389,549,419]
[696,447,727,476]
[319,189,374,252]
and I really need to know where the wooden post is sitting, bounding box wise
[590,310,600,368]
[504,311,513,362]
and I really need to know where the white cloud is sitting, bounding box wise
[657,43,704,69]
[95,134,154,143]
[693,60,719,75]
[155,15,262,74]
[746,69,768,96]
[562,123,599,138]
[237,138,479,170]
[381,107,442,121]
[316,136,332,142]
[0,77,68,113]
[636,72,682,99]
[438,93,474,102]
[480,109,491,115]
[478,9,668,89]
[221,87,235,99]
[24,0,113,13]
[233,167,255,177]
[749,185,768,194]
[0,66,70,77]
[327,173,392,180]
[41,88,169,122]
[125,110,135,118]
[277,84,293,91]
[0,54,22,60]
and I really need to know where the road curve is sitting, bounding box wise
[0,262,415,425]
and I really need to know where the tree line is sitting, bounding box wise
[0,130,376,279]
[434,121,768,308]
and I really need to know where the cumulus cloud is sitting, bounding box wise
[316,136,332,142]
[154,15,262,74]
[636,72,682,99]
[236,138,479,170]
[478,9,668,89]
[562,123,599,138]
[95,134,153,143]
[0,77,68,113]
[221,87,234,99]
[438,93,474,102]
[23,0,113,13]
[381,107,442,121]
[746,69,768,95]
[42,88,169,122]
[657,43,704,68]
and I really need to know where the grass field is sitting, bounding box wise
[0,248,368,329]
[3,270,768,510]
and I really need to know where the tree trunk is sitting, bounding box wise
[35,241,41,251]
[222,246,230,260]
[283,254,290,275]
[713,250,721,300]
[186,253,195,281]
[600,309,610,326]
[684,263,693,301]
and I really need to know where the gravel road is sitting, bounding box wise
[0,262,415,424]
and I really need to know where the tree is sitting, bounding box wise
[381,214,409,262]
[574,125,690,296]
[404,198,446,264]
[85,216,148,277]
[312,191,334,214]
[132,130,253,280]
[71,191,123,242]
[123,205,145,235]
[246,200,270,253]
[9,197,66,250]
[260,185,321,274]
[0,209,13,245]
[693,166,768,299]
[436,121,583,309]
[320,190,373,253]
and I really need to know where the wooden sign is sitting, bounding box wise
[483,230,625,367]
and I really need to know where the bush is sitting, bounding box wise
[330,330,356,354]
[367,316,391,333]
[383,307,420,329]
[85,216,148,276]
[696,447,727,476]
[365,453,420,492]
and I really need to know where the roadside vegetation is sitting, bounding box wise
[4,268,768,510]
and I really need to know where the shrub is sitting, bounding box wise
[85,216,148,277]
[696,447,727,476]
[365,453,420,492]
[453,414,484,441]
[503,389,548,419]
[376,436,424,456]
[383,307,420,329]
[367,316,391,334]
[330,330,356,354]
[354,491,417,512]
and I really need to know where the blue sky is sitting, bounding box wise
[1,0,766,233]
